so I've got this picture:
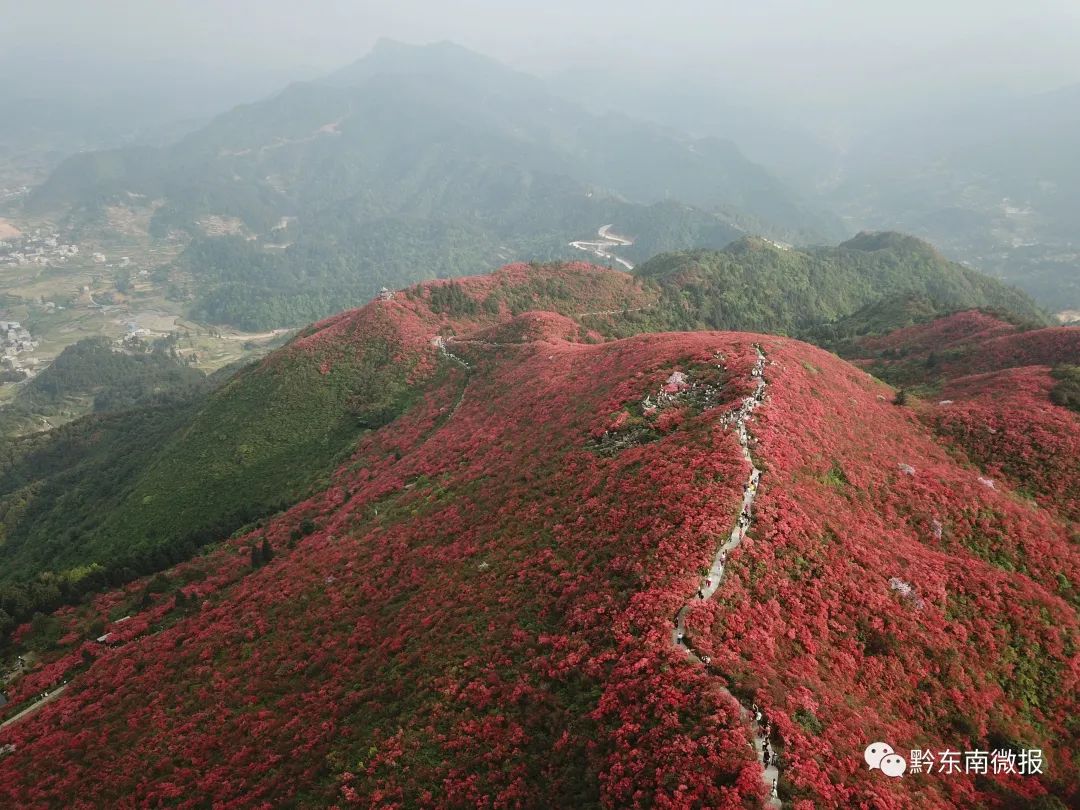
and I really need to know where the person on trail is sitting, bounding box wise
[677,631,685,645]
[697,589,705,599]
[772,778,778,798]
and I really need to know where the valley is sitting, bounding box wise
[569,223,638,269]
[0,214,292,426]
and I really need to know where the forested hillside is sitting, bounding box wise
[0,308,426,630]
[175,193,742,331]
[0,263,656,637]
[612,232,1047,337]
[24,40,837,330]
[0,336,209,436]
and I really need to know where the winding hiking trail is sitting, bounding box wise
[569,224,636,270]
[432,336,472,420]
[435,334,780,803]
[673,345,781,808]
[575,305,652,318]
[431,336,471,370]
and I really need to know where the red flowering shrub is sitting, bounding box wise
[0,282,1075,808]
[688,337,1077,807]
[856,310,1018,359]
[854,310,1079,380]
[930,366,1080,522]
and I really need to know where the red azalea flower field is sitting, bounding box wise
[0,271,1076,809]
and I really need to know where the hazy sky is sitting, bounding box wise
[5,0,1080,108]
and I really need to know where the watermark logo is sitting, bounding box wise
[866,743,1044,778]
[865,742,907,778]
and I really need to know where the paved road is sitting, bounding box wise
[575,306,652,318]
[569,224,635,270]
[0,684,68,731]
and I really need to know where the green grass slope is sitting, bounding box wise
[0,262,654,636]
[621,232,1047,336]
[0,305,429,629]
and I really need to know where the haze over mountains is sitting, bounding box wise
[24,40,841,330]
[14,38,1078,323]
[546,67,1080,312]
[0,47,315,189]
[833,84,1080,306]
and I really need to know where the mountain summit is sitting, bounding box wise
[24,40,841,331]
[325,38,539,93]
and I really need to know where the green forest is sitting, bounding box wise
[610,233,1048,338]
[0,317,424,639]
[0,336,210,436]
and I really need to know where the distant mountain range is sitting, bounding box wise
[23,40,845,330]
[32,39,838,242]
[545,66,840,192]
[831,84,1080,308]
[0,49,315,188]
[544,67,1080,312]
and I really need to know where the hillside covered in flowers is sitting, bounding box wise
[847,309,1080,527]
[0,267,1076,809]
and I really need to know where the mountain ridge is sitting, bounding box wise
[0,294,1075,807]
[0,243,1050,625]
[22,41,841,330]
